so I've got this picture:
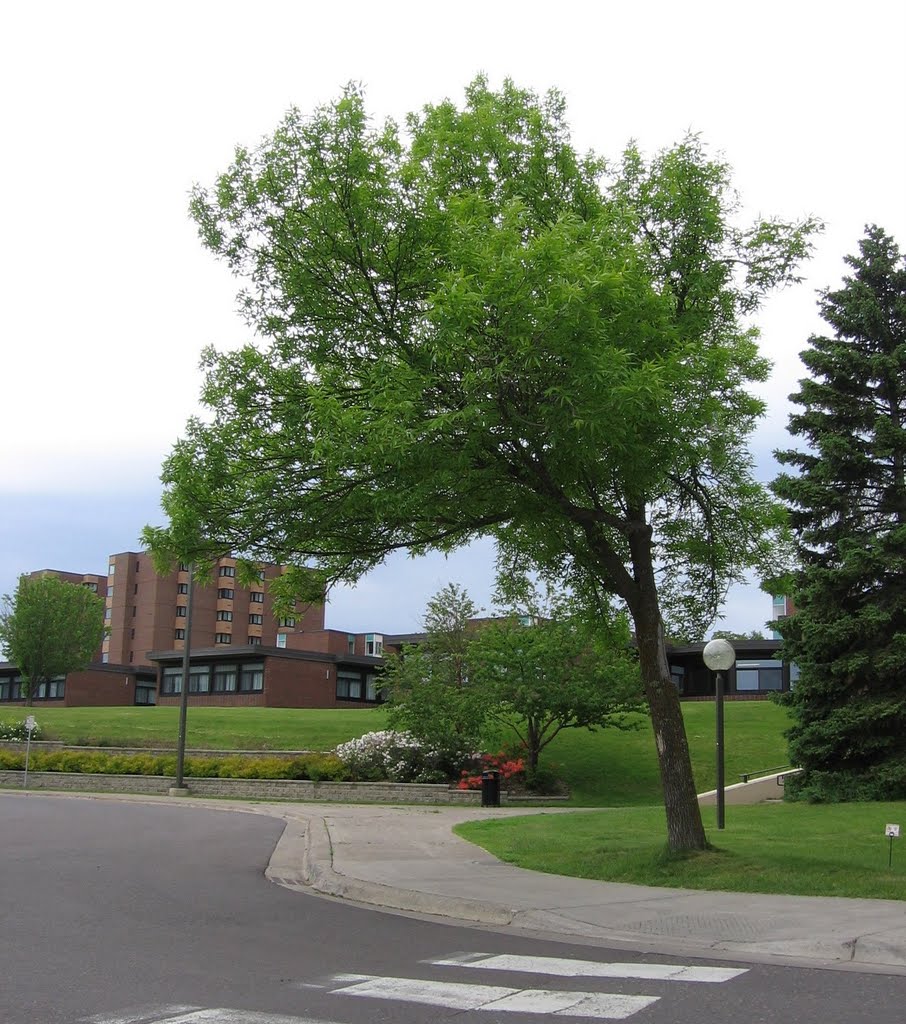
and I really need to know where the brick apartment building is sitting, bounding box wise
[99,551,325,667]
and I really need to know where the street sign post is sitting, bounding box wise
[23,714,37,789]
[885,823,900,868]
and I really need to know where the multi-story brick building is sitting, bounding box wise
[27,552,325,669]
[100,551,324,666]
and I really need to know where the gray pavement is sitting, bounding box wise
[9,790,906,974]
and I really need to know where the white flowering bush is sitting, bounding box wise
[0,718,42,741]
[334,730,475,783]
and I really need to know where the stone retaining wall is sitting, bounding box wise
[0,771,484,804]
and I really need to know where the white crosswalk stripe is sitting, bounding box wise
[429,951,749,983]
[327,974,659,1019]
[83,1008,332,1024]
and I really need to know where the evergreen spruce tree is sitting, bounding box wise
[774,226,906,800]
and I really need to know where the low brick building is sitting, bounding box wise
[148,644,385,708]
[0,662,157,707]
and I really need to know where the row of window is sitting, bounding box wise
[160,663,264,695]
[337,670,379,702]
[0,678,65,701]
[217,588,266,602]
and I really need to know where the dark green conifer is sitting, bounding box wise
[774,226,906,800]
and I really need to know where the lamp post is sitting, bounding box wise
[703,638,735,830]
[172,562,195,795]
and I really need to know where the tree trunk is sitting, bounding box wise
[629,551,708,852]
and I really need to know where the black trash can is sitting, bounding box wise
[481,769,501,807]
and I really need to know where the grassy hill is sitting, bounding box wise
[0,700,790,806]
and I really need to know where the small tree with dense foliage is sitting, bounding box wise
[773,227,906,801]
[0,575,106,705]
[381,584,487,762]
[469,591,643,774]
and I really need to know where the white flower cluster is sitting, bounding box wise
[334,730,473,783]
[0,718,42,741]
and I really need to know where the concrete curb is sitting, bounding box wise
[266,814,517,926]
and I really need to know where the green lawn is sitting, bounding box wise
[0,700,790,806]
[0,705,389,752]
[455,802,906,900]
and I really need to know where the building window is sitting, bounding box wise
[48,678,65,699]
[0,679,10,701]
[130,628,135,640]
[129,652,134,663]
[279,616,296,628]
[217,610,233,622]
[276,633,287,649]
[132,606,137,618]
[133,583,138,595]
[248,613,263,625]
[214,633,232,644]
[107,585,114,597]
[176,606,187,618]
[188,666,210,693]
[736,659,784,692]
[178,583,189,595]
[219,566,236,578]
[135,560,140,573]
[238,663,264,691]
[83,581,98,593]
[218,588,234,599]
[247,636,262,646]
[178,562,190,572]
[337,670,363,700]
[175,629,185,640]
[101,653,109,664]
[250,591,264,603]
[365,674,378,701]
[108,563,116,575]
[212,664,238,692]
[347,635,356,654]
[135,685,156,706]
[104,608,112,620]
[365,633,383,656]
[161,667,182,694]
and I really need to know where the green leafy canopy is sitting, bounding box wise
[147,78,819,849]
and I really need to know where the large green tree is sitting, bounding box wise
[147,79,816,849]
[773,227,906,801]
[0,575,106,705]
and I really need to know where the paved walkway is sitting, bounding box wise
[9,790,906,973]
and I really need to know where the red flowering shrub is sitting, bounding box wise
[457,749,526,790]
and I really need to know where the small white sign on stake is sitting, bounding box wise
[885,824,900,838]
[25,715,36,733]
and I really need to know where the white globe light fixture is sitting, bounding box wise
[703,638,736,672]
[702,639,736,830]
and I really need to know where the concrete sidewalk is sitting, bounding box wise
[262,802,906,973]
[8,790,906,973]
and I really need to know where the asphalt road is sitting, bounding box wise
[1,794,904,1024]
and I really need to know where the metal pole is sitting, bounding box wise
[716,669,725,830]
[174,562,195,791]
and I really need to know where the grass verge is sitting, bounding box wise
[454,801,906,899]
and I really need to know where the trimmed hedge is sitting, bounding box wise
[0,749,350,781]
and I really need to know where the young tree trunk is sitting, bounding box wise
[526,720,541,774]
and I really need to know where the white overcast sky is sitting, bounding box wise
[2,0,904,636]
